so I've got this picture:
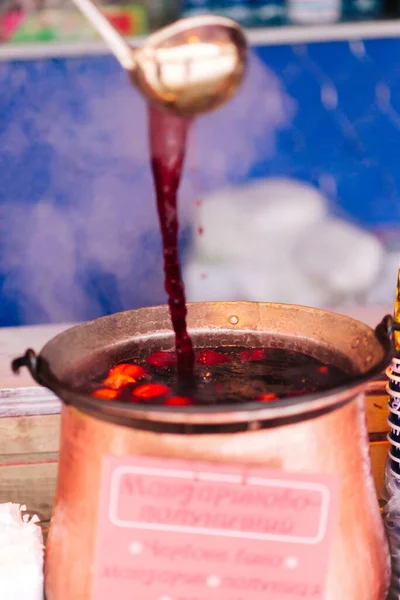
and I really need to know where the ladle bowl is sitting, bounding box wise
[71,0,248,117]
[130,15,248,117]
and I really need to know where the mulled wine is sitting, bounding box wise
[149,105,194,382]
[89,346,351,406]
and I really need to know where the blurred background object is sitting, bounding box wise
[0,0,397,42]
[0,0,166,42]
[183,178,387,307]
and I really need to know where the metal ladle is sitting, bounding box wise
[71,0,248,117]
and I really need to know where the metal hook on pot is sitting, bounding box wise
[377,266,400,357]
[375,313,395,351]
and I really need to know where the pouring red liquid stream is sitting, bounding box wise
[148,105,195,381]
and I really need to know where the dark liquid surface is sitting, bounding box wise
[149,106,195,382]
[89,346,352,406]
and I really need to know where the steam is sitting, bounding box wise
[0,52,295,325]
[190,53,295,195]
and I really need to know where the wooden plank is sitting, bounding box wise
[370,440,390,499]
[0,459,58,523]
[0,451,58,465]
[0,391,61,418]
[365,394,389,434]
[0,414,60,455]
[0,399,387,453]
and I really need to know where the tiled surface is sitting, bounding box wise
[0,38,399,324]
[253,38,400,225]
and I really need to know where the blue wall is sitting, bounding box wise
[0,36,399,325]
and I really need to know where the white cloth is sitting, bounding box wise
[0,503,44,600]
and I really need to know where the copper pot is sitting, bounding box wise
[12,302,393,600]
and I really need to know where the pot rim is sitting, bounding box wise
[11,302,393,431]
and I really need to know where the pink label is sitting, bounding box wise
[93,456,338,600]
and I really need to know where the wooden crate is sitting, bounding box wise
[0,322,67,526]
[0,412,60,529]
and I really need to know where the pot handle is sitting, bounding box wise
[11,348,45,386]
[374,313,397,355]
[375,313,393,338]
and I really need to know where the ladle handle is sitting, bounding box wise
[71,0,136,71]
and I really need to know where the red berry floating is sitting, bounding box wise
[318,366,328,374]
[164,396,192,406]
[238,349,265,362]
[196,349,231,366]
[109,363,146,379]
[104,373,136,390]
[147,351,176,368]
[93,388,119,400]
[133,383,170,399]
[258,393,277,402]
